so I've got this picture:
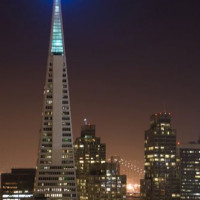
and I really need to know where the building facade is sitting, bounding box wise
[179,142,200,199]
[74,124,106,176]
[1,168,35,200]
[141,113,180,200]
[34,0,77,199]
[74,123,126,200]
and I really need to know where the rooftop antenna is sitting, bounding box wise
[83,118,88,125]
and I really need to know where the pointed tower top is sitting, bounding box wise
[50,0,64,55]
[83,118,88,125]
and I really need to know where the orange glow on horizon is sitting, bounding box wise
[127,183,140,193]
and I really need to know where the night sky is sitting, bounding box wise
[1,0,200,172]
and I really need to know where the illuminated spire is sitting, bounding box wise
[50,0,64,54]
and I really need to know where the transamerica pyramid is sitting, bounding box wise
[34,0,77,199]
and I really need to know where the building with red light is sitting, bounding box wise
[141,113,180,200]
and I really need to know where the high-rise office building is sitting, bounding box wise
[141,113,180,200]
[74,124,106,176]
[74,124,106,199]
[1,168,35,200]
[179,142,200,199]
[74,123,126,200]
[34,0,77,199]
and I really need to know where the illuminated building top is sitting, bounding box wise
[51,0,64,54]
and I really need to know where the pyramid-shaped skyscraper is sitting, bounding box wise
[34,0,77,199]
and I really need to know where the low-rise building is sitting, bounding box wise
[1,168,35,200]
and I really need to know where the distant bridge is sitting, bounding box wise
[108,157,144,193]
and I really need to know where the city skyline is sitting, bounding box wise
[1,0,200,172]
